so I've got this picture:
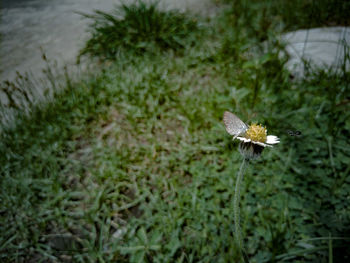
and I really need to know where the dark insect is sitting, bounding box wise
[287,130,302,136]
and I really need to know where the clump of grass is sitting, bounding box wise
[78,0,200,61]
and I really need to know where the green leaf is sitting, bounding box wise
[137,227,148,244]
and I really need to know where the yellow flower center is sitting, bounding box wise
[245,124,267,143]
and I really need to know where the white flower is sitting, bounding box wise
[223,111,280,159]
[236,124,280,160]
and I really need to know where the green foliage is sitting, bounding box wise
[78,1,200,60]
[220,0,350,31]
[1,1,350,262]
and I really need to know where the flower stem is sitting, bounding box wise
[234,158,248,259]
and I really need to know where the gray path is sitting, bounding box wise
[0,0,217,82]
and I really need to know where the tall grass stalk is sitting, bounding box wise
[234,158,248,261]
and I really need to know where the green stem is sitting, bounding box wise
[234,158,248,258]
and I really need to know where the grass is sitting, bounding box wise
[78,0,200,61]
[1,0,350,262]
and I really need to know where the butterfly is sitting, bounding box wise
[223,111,248,140]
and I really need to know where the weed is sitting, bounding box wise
[78,1,200,61]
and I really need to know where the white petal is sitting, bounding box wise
[266,135,280,144]
[251,141,270,147]
[236,137,251,142]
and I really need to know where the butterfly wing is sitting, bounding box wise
[223,111,248,137]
